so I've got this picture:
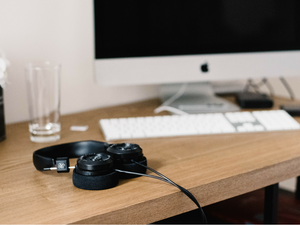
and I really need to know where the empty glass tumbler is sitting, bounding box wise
[25,61,61,143]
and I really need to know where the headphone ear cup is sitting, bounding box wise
[72,169,119,190]
[106,143,147,178]
[117,156,147,179]
[72,152,119,190]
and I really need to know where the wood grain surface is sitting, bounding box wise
[1,97,300,224]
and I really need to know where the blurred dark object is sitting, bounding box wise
[236,92,273,109]
[280,105,300,116]
[0,86,5,142]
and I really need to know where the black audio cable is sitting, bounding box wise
[115,160,207,224]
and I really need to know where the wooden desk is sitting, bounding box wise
[1,97,300,224]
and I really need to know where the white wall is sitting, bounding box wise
[0,0,159,124]
[1,0,300,125]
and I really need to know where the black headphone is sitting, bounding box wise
[33,140,147,190]
[33,140,207,223]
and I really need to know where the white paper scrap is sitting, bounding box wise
[70,125,89,131]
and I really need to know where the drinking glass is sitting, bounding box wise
[25,61,61,142]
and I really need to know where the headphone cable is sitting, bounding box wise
[115,161,207,224]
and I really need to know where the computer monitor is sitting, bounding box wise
[94,0,300,113]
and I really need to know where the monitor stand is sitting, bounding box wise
[159,82,240,114]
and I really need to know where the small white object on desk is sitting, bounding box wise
[70,125,89,131]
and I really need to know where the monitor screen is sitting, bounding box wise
[94,0,300,94]
[95,0,300,59]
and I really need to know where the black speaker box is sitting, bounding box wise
[0,87,6,142]
[236,92,273,109]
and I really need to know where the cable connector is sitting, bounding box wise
[43,157,75,173]
[56,157,70,173]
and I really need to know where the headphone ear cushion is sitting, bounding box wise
[117,157,147,179]
[72,169,119,190]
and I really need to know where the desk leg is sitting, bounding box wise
[264,183,279,224]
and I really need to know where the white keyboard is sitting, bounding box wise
[99,110,300,141]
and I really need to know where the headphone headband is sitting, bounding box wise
[33,140,110,171]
